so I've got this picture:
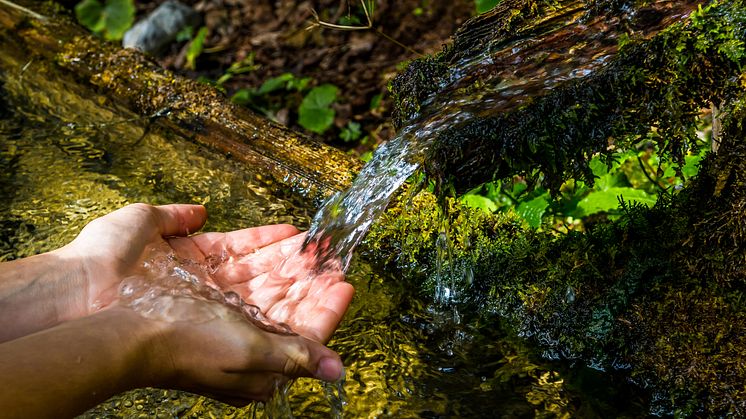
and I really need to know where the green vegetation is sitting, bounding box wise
[462,146,708,228]
[298,84,339,134]
[475,0,501,14]
[373,0,746,415]
[74,0,134,41]
[185,27,208,70]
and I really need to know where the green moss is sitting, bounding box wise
[368,92,746,415]
[391,0,746,193]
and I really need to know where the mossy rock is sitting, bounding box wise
[366,96,746,415]
[391,0,746,193]
[373,2,746,413]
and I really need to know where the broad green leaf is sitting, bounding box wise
[462,194,499,213]
[298,84,338,134]
[76,0,134,40]
[682,153,703,178]
[75,0,104,30]
[576,187,657,217]
[101,0,135,40]
[475,0,500,14]
[516,195,549,228]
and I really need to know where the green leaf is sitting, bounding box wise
[298,84,338,134]
[175,25,194,42]
[101,0,135,40]
[75,0,134,40]
[462,194,499,213]
[75,0,104,30]
[576,187,657,217]
[185,27,208,70]
[475,0,500,14]
[369,93,383,110]
[230,89,253,105]
[682,153,703,178]
[258,73,295,95]
[340,121,362,142]
[516,195,549,228]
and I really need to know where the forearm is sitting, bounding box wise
[0,249,85,342]
[0,307,165,419]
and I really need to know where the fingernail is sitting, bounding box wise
[316,357,343,382]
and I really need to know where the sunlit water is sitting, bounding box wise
[0,67,651,417]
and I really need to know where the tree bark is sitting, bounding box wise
[0,0,362,203]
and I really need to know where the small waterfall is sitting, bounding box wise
[302,110,473,272]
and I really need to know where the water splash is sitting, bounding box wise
[303,111,473,272]
[118,243,294,335]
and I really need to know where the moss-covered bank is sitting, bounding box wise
[371,0,746,415]
[367,97,746,416]
[391,0,744,193]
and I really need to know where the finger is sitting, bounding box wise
[167,236,208,261]
[205,372,288,404]
[263,334,344,382]
[151,204,207,237]
[190,225,301,257]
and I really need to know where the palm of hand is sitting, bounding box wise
[168,227,353,343]
[67,204,353,344]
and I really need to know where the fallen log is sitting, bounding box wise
[0,0,362,204]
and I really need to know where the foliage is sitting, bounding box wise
[231,72,312,121]
[214,54,260,88]
[185,27,208,71]
[475,0,501,14]
[298,84,339,134]
[461,145,707,228]
[340,121,363,142]
[75,0,134,41]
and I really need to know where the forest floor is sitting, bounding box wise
[135,0,475,157]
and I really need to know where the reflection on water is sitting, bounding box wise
[1,66,648,418]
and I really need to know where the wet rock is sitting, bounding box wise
[123,1,200,56]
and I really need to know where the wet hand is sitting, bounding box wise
[141,298,345,405]
[166,227,355,344]
[59,203,209,318]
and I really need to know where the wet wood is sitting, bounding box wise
[0,0,362,203]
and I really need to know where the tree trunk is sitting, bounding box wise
[0,0,362,203]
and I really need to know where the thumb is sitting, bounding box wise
[272,334,344,382]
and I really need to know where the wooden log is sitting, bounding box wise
[0,0,362,204]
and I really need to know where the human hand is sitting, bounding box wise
[139,297,346,404]
[167,230,355,343]
[58,203,209,319]
[62,203,354,344]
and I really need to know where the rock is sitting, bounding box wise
[122,1,200,56]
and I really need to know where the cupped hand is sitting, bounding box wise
[62,203,354,345]
[144,297,345,405]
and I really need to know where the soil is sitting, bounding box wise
[134,0,475,154]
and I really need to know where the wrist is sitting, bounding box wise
[112,307,178,389]
[0,249,86,342]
